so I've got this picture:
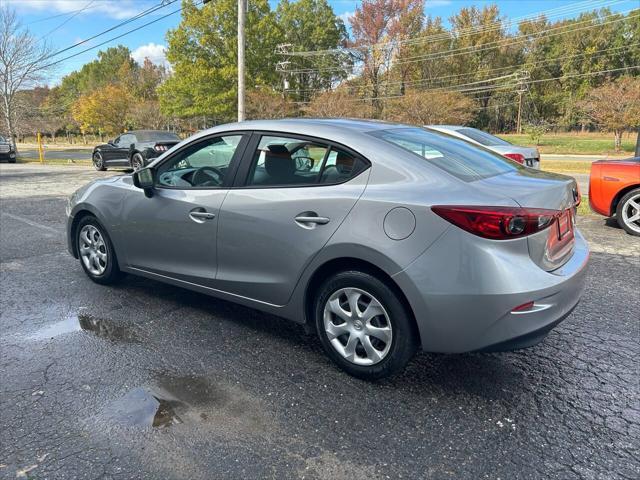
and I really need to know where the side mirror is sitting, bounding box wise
[133,167,155,198]
[108,140,115,146]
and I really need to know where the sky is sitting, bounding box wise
[4,0,636,86]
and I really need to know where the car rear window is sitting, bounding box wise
[457,128,511,146]
[137,131,181,142]
[370,127,523,182]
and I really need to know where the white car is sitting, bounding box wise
[425,125,541,169]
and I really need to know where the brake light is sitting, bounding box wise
[504,153,525,164]
[431,206,559,240]
[154,144,168,152]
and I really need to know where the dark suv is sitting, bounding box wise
[92,130,181,171]
[0,135,16,163]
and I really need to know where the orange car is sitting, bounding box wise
[589,156,640,236]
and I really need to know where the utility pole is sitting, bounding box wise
[276,43,292,98]
[237,0,246,121]
[203,0,245,121]
[515,70,530,134]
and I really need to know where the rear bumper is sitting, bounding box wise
[393,226,589,353]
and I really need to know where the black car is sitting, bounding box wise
[0,135,16,163]
[92,130,181,171]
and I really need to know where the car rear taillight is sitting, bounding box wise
[503,153,526,164]
[431,206,559,240]
[154,144,168,152]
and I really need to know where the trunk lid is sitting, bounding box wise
[472,169,579,271]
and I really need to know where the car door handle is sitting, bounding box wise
[294,214,330,225]
[189,211,216,222]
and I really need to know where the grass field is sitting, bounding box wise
[540,160,592,174]
[498,132,636,155]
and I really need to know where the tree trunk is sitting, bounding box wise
[614,130,622,152]
[2,97,17,154]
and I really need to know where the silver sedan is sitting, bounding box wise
[66,119,588,379]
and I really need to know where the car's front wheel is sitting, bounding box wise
[131,153,145,171]
[616,188,640,236]
[93,152,106,171]
[76,216,122,284]
[314,270,418,380]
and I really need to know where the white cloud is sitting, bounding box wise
[131,42,169,69]
[339,11,354,25]
[11,1,157,20]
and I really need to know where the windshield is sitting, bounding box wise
[137,131,181,142]
[0,135,5,142]
[370,127,523,182]
[457,128,511,146]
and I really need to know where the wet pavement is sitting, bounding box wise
[1,163,639,479]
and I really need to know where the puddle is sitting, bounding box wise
[101,374,271,432]
[104,387,182,428]
[28,313,138,342]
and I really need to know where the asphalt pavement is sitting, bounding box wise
[1,164,638,479]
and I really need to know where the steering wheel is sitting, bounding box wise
[192,166,224,186]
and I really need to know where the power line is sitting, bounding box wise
[43,1,196,69]
[284,0,629,57]
[295,66,640,104]
[284,10,638,76]
[39,0,96,41]
[43,0,179,62]
[286,43,637,95]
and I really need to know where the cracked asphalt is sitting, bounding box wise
[1,163,639,479]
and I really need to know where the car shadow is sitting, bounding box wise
[115,274,535,399]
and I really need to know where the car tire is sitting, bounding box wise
[93,152,106,171]
[314,270,418,380]
[616,188,640,236]
[131,153,145,171]
[76,215,123,285]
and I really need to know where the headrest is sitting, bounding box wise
[264,146,294,178]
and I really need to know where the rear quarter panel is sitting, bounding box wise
[590,162,640,216]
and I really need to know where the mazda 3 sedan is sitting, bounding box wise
[67,119,589,379]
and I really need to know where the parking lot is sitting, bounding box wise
[0,163,638,479]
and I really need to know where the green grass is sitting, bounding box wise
[498,132,635,155]
[540,160,592,174]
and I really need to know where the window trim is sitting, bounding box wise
[152,131,251,191]
[234,131,371,189]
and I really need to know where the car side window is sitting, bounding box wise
[156,135,243,189]
[245,136,368,188]
[246,136,329,187]
[318,148,367,185]
[118,134,135,148]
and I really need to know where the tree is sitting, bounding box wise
[304,88,372,118]
[160,0,282,122]
[72,84,133,138]
[0,7,53,151]
[275,0,349,101]
[383,89,476,125]
[246,89,297,119]
[578,76,640,151]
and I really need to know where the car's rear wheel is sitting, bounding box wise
[76,216,122,284]
[314,270,418,380]
[93,152,106,171]
[131,153,144,171]
[616,188,640,236]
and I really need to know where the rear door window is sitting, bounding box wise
[371,127,523,182]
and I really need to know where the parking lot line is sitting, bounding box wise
[1,212,61,236]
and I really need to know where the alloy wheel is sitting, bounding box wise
[131,154,144,171]
[79,225,108,276]
[323,287,393,366]
[93,152,104,170]
[621,193,640,234]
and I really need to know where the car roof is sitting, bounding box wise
[205,118,414,135]
[425,125,465,132]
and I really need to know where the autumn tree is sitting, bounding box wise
[304,88,372,118]
[246,89,297,119]
[0,7,53,151]
[578,76,640,151]
[72,85,133,138]
[383,89,476,125]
